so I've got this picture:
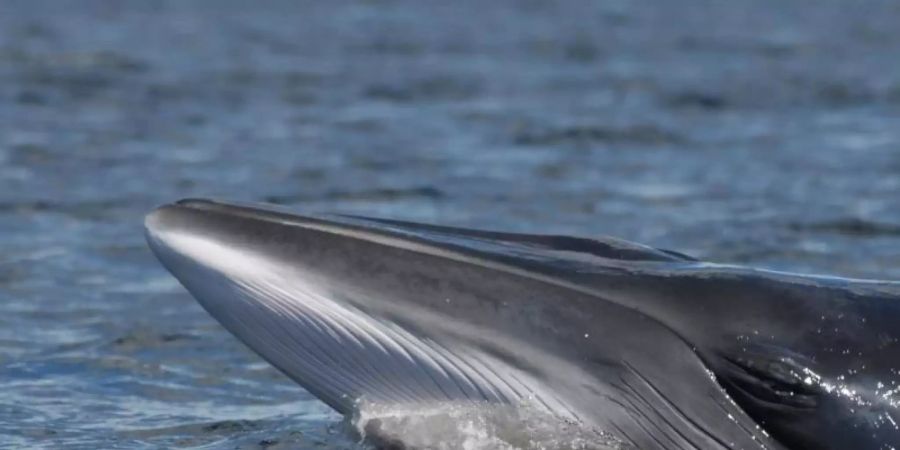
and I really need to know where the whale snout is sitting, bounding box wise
[143,203,184,266]
[144,199,227,239]
[143,200,214,250]
[143,202,208,271]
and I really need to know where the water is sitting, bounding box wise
[1,0,899,448]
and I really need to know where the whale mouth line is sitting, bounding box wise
[146,199,699,350]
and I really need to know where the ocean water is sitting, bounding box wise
[1,0,900,448]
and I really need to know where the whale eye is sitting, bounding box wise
[719,354,821,412]
[713,350,900,449]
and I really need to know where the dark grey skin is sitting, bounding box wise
[145,199,900,450]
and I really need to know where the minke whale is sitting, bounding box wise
[145,199,900,449]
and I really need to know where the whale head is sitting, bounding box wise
[145,199,900,449]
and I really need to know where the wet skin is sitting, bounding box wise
[145,199,900,449]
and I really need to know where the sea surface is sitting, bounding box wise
[2,1,900,448]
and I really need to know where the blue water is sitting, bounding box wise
[2,1,900,448]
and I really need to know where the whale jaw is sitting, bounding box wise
[144,211,580,420]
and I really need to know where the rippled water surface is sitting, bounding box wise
[2,1,900,448]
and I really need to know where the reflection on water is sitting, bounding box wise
[1,0,900,447]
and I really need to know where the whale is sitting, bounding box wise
[144,199,900,449]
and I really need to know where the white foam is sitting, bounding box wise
[352,400,627,450]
